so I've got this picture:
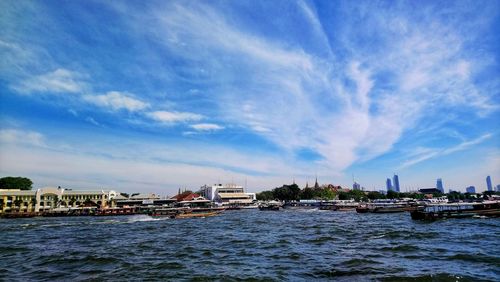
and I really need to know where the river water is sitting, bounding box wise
[0,210,499,281]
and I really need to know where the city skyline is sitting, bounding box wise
[1,1,499,194]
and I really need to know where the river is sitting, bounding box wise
[0,210,499,281]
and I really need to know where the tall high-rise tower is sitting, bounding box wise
[386,178,393,191]
[436,178,444,193]
[393,174,400,192]
[486,176,493,191]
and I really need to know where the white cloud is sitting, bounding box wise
[68,109,78,117]
[0,129,46,147]
[146,111,203,123]
[85,117,100,126]
[400,133,493,169]
[11,68,86,94]
[83,91,149,112]
[189,123,224,131]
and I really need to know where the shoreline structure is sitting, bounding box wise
[1,183,499,220]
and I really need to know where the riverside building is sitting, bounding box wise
[486,176,493,191]
[199,183,256,207]
[0,187,119,215]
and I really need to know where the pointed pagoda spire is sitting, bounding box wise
[314,175,319,189]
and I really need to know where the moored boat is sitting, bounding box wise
[149,197,224,219]
[258,200,283,211]
[410,200,500,220]
[356,200,411,213]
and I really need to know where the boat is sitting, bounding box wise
[149,197,224,219]
[258,201,283,211]
[283,200,320,210]
[355,200,412,213]
[95,207,137,216]
[355,204,370,213]
[410,200,500,220]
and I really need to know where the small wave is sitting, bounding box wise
[380,244,420,252]
[126,215,170,223]
[308,266,389,278]
[341,258,383,267]
[447,253,500,265]
[307,236,335,245]
[381,273,479,282]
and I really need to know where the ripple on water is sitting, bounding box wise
[0,211,498,281]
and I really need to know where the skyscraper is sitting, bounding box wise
[436,178,444,193]
[386,178,393,191]
[486,176,493,191]
[353,182,361,190]
[393,174,400,192]
[466,186,476,193]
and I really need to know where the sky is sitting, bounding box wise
[0,0,499,195]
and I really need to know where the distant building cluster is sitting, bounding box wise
[386,174,400,192]
[466,186,476,194]
[379,174,498,194]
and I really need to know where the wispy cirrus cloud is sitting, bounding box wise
[146,111,203,124]
[11,68,87,94]
[83,91,149,112]
[0,129,46,147]
[400,133,493,169]
[189,123,224,131]
[128,1,499,175]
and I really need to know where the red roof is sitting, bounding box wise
[171,192,200,202]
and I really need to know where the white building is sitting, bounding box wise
[199,183,256,207]
[0,187,119,214]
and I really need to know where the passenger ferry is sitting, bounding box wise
[356,199,412,213]
[149,197,224,219]
[410,200,500,220]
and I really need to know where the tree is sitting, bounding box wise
[300,187,315,200]
[272,184,301,201]
[0,177,33,190]
[367,191,385,200]
[256,190,274,201]
[387,190,399,199]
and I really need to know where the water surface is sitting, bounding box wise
[0,210,499,281]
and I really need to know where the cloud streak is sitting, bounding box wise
[11,68,86,94]
[400,133,493,169]
[83,91,149,112]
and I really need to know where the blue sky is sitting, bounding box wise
[0,0,499,194]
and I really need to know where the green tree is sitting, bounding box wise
[317,188,336,200]
[272,184,301,201]
[0,177,33,190]
[367,191,385,200]
[300,187,315,200]
[387,190,399,199]
[256,190,274,201]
